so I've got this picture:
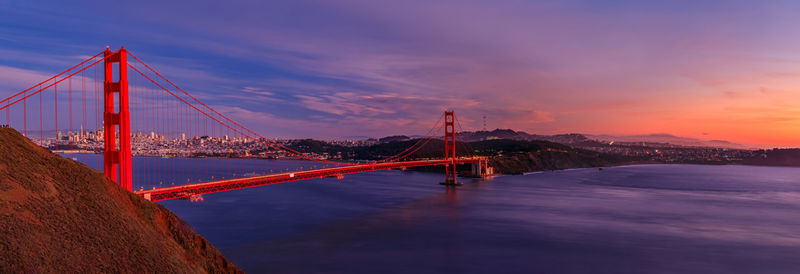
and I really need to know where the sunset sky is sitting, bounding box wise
[1,0,800,146]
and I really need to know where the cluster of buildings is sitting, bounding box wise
[26,124,763,165]
[36,128,376,160]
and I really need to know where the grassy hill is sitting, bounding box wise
[0,128,241,273]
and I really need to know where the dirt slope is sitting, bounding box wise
[0,128,241,273]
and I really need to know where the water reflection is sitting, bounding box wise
[135,161,800,273]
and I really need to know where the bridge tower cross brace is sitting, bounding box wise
[442,110,460,186]
[103,47,132,191]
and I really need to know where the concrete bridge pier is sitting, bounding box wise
[471,159,492,178]
[472,162,482,177]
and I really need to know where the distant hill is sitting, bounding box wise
[447,129,750,149]
[0,128,241,273]
[455,129,589,144]
[337,135,373,141]
[586,133,752,149]
[378,135,410,143]
[468,139,637,174]
[288,137,638,174]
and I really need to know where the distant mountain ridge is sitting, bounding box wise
[586,133,752,149]
[456,129,589,144]
[449,129,751,149]
[378,135,411,143]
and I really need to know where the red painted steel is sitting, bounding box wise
[442,111,459,185]
[103,47,133,191]
[0,52,104,107]
[2,47,489,200]
[127,52,359,166]
[136,158,486,202]
[0,52,115,113]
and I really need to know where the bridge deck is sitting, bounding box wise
[135,158,484,202]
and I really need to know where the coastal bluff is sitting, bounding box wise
[0,128,241,273]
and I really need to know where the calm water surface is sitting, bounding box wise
[71,154,800,273]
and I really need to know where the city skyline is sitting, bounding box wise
[2,1,800,146]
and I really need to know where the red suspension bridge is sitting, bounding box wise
[0,47,489,202]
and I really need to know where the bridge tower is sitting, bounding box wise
[103,47,132,191]
[441,110,461,186]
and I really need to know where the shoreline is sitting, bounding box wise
[57,151,800,176]
[521,162,800,177]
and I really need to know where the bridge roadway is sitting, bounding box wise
[135,158,485,202]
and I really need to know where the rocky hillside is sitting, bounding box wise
[741,149,800,167]
[488,150,631,174]
[0,128,241,273]
[470,139,636,174]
